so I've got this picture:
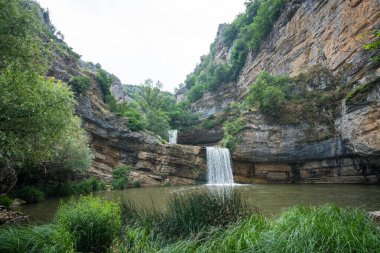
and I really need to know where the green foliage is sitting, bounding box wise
[206,63,231,91]
[112,165,131,190]
[0,224,74,253]
[137,79,165,113]
[246,71,292,117]
[96,69,113,102]
[0,64,77,167]
[187,83,205,103]
[166,102,198,131]
[0,0,45,70]
[45,177,105,197]
[0,195,12,208]
[363,30,380,62]
[346,77,380,101]
[133,180,142,187]
[201,118,217,129]
[69,75,91,94]
[12,186,45,204]
[247,0,286,52]
[182,0,287,103]
[124,83,197,133]
[122,189,251,240]
[255,205,380,252]
[55,196,121,253]
[222,119,245,150]
[230,39,249,80]
[45,117,93,183]
[162,215,269,253]
[145,110,170,140]
[115,102,146,131]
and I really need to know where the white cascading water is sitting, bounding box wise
[168,130,178,144]
[206,147,234,185]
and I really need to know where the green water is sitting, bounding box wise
[17,184,380,223]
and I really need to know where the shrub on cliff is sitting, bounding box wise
[187,83,204,103]
[222,119,245,150]
[115,102,146,131]
[246,71,292,117]
[69,75,91,94]
[56,196,121,253]
[112,165,131,190]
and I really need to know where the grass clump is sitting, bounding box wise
[346,77,379,101]
[112,165,131,190]
[55,196,121,253]
[0,224,74,253]
[12,186,45,204]
[255,204,380,253]
[0,195,13,208]
[122,188,251,241]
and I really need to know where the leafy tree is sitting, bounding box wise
[0,0,45,70]
[0,64,77,166]
[137,79,165,113]
[0,0,94,189]
[187,83,205,103]
[44,117,93,184]
[145,110,170,140]
[115,102,145,131]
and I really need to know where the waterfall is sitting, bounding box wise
[206,147,234,185]
[168,130,178,144]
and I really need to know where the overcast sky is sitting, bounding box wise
[37,0,246,92]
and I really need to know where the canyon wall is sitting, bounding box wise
[179,0,380,184]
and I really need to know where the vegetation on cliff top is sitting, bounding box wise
[184,0,287,103]
[114,81,198,139]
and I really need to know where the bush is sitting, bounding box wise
[145,110,170,140]
[112,165,131,190]
[69,76,91,93]
[187,83,204,103]
[115,102,146,131]
[246,71,292,117]
[12,186,45,204]
[133,180,142,188]
[55,196,121,253]
[222,119,245,150]
[0,224,74,253]
[0,195,12,208]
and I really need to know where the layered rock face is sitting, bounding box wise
[179,0,380,184]
[76,79,207,186]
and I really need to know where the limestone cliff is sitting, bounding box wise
[178,0,380,184]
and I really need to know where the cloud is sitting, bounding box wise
[37,0,246,92]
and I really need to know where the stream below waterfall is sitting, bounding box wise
[16,184,380,224]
